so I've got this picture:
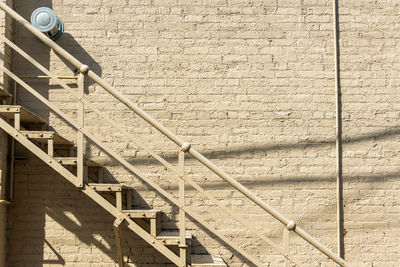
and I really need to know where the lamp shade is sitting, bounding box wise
[31,7,64,41]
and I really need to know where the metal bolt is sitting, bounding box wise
[80,64,89,73]
[286,220,296,231]
[181,142,191,153]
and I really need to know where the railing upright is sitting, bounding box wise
[76,73,85,187]
[283,227,290,267]
[178,150,187,266]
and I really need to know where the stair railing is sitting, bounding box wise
[1,35,286,265]
[0,3,351,267]
[0,58,264,266]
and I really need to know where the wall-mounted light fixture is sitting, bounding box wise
[31,7,64,41]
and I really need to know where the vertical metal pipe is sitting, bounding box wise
[333,0,345,260]
[0,204,8,267]
[9,81,16,201]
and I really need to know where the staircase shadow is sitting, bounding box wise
[8,152,119,265]
[10,144,219,266]
[45,203,117,262]
[55,32,102,88]
[12,0,54,124]
[42,240,65,265]
[8,1,53,266]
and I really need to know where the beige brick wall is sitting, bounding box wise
[3,0,400,266]
[339,1,400,266]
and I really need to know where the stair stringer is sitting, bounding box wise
[1,63,262,266]
[0,116,180,266]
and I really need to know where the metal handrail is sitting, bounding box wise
[2,34,292,262]
[0,3,351,266]
[0,62,264,266]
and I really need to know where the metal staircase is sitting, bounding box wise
[0,3,352,267]
[0,104,226,267]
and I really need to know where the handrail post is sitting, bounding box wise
[76,73,85,187]
[283,227,290,267]
[178,149,187,267]
[113,216,125,267]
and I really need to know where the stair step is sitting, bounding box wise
[20,131,72,145]
[156,230,192,246]
[0,105,45,123]
[0,89,12,99]
[190,255,226,267]
[87,183,127,192]
[190,255,227,267]
[53,157,103,167]
[122,209,160,219]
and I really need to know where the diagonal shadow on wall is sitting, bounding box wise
[124,125,400,166]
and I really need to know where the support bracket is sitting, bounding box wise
[113,216,125,267]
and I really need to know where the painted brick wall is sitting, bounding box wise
[339,1,400,266]
[3,0,400,266]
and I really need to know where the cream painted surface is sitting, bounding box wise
[2,0,400,266]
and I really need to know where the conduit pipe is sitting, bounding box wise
[333,0,345,260]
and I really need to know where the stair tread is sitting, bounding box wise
[122,209,160,218]
[0,105,45,123]
[156,230,192,246]
[20,130,72,145]
[157,230,192,239]
[87,183,129,192]
[53,157,103,167]
[190,255,226,267]
[0,90,12,98]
